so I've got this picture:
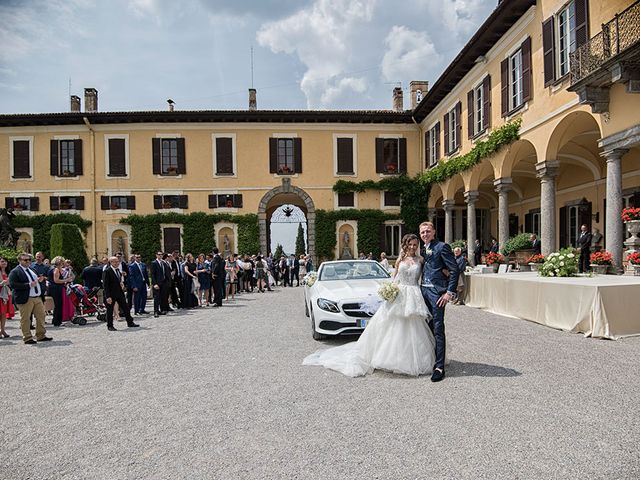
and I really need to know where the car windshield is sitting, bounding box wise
[319,261,390,281]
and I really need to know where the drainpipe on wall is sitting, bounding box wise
[83,116,97,258]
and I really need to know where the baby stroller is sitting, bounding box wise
[67,284,107,325]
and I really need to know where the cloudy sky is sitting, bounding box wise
[0,0,495,114]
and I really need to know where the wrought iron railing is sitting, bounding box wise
[570,0,640,84]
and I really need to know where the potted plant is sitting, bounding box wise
[165,166,178,175]
[627,252,640,276]
[589,250,612,275]
[527,253,545,272]
[161,201,173,209]
[622,207,640,246]
[61,169,73,177]
[384,163,397,174]
[12,203,24,211]
[484,252,504,272]
[539,249,578,277]
[502,232,533,266]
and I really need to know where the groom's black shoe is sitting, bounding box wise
[431,368,445,382]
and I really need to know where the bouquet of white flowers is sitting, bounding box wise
[378,282,400,302]
[539,248,578,277]
[304,272,318,287]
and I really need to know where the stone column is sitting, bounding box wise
[493,177,513,252]
[602,149,628,273]
[536,161,560,256]
[442,199,455,244]
[464,190,479,265]
[454,207,464,241]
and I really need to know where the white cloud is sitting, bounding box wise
[381,25,439,84]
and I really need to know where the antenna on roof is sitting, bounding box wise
[250,46,255,89]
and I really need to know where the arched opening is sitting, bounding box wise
[269,204,308,256]
[111,229,129,258]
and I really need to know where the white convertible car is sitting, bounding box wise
[304,260,391,340]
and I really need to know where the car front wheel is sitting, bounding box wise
[310,307,326,341]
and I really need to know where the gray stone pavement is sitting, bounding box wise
[1,286,640,480]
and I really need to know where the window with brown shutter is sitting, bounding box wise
[155,138,182,175]
[521,37,532,102]
[108,138,126,176]
[215,137,234,175]
[163,227,181,254]
[482,75,491,131]
[51,139,82,177]
[6,197,37,211]
[383,191,401,207]
[443,112,450,156]
[542,17,555,86]
[467,90,475,140]
[271,138,300,175]
[12,140,31,178]
[337,192,354,207]
[210,194,242,209]
[336,137,354,174]
[376,138,401,174]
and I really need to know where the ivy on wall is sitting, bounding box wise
[13,213,92,260]
[315,209,401,261]
[120,212,260,262]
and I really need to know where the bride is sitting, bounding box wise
[303,233,436,377]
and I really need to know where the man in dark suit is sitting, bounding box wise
[161,254,173,312]
[169,251,183,309]
[530,234,541,255]
[9,253,52,344]
[211,247,225,307]
[473,239,482,266]
[420,222,459,382]
[576,224,593,273]
[81,258,104,290]
[290,254,300,287]
[128,254,149,315]
[151,251,166,317]
[489,238,499,253]
[102,256,138,331]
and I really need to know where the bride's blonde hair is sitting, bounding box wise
[395,233,419,268]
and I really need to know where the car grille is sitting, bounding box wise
[342,302,373,318]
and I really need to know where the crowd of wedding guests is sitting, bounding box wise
[0,248,315,343]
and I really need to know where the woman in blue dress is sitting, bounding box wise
[196,254,211,307]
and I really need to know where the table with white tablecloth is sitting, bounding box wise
[465,272,640,339]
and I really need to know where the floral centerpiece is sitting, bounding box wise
[304,272,318,287]
[527,254,545,264]
[589,251,612,265]
[626,252,640,276]
[539,248,578,277]
[484,252,504,265]
[621,207,640,222]
[378,282,400,302]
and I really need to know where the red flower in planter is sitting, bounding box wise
[621,207,640,222]
[590,251,612,265]
[485,252,504,265]
[627,252,640,265]
[527,254,545,264]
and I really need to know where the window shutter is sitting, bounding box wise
[108,138,126,176]
[455,102,462,150]
[233,194,243,208]
[208,195,218,209]
[127,196,136,210]
[336,138,353,174]
[153,195,162,209]
[5,197,12,209]
[482,75,492,130]
[50,140,59,176]
[559,206,568,249]
[50,197,59,211]
[152,138,161,174]
[398,138,407,173]
[176,138,186,174]
[443,113,450,156]
[379,224,386,253]
[31,197,39,211]
[76,196,85,210]
[375,138,385,173]
[542,17,555,86]
[574,0,589,48]
[269,138,278,173]
[521,37,532,102]
[435,122,441,161]
[216,137,233,175]
[179,195,188,209]
[13,140,30,178]
[500,58,509,116]
[424,132,430,168]
[467,90,474,139]
[337,192,354,207]
[579,201,592,231]
[74,139,83,175]
[384,191,400,207]
[293,137,302,174]
[525,213,533,234]
[100,196,110,210]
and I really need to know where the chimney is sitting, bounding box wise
[392,86,403,112]
[70,95,81,112]
[167,99,175,111]
[409,81,429,109]
[84,88,98,112]
[248,88,257,111]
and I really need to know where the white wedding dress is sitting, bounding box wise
[303,260,436,377]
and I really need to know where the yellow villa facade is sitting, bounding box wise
[1,0,639,269]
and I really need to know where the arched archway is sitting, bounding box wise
[258,179,316,259]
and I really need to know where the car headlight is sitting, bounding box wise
[317,298,340,313]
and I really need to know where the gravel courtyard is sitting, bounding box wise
[2,286,639,480]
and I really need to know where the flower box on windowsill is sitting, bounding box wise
[60,203,72,210]
[383,164,398,175]
[164,168,179,176]
[277,166,294,175]
[12,204,24,211]
[161,202,174,209]
[60,170,75,177]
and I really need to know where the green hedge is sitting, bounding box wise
[12,213,92,260]
[502,232,533,256]
[315,209,401,261]
[121,212,260,262]
[50,223,90,272]
[0,246,20,268]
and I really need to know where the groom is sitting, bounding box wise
[419,221,459,382]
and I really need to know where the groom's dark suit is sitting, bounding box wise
[421,239,459,370]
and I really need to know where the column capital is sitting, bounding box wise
[601,148,629,163]
[441,199,456,211]
[464,190,480,204]
[493,177,513,193]
[536,160,560,180]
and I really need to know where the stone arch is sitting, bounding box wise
[258,179,316,259]
[545,110,601,161]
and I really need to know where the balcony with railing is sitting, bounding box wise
[569,0,640,112]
